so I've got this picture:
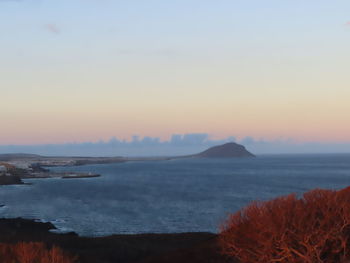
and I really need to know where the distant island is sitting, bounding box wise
[194,142,255,158]
[0,142,254,185]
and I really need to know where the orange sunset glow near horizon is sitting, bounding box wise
[1,0,350,147]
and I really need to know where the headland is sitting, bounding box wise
[0,142,254,185]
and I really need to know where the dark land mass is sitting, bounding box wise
[61,174,101,179]
[0,154,126,167]
[0,142,254,166]
[195,143,255,158]
[0,153,42,161]
[0,175,23,185]
[0,218,231,263]
[61,157,126,166]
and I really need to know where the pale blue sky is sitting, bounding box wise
[1,0,350,145]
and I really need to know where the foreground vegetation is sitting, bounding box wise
[0,242,76,263]
[220,186,350,263]
[0,218,221,263]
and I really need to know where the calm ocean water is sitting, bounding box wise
[1,154,350,236]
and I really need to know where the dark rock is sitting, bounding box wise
[0,175,24,185]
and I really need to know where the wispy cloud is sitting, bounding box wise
[45,24,61,34]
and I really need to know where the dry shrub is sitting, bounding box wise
[219,187,350,263]
[0,242,77,263]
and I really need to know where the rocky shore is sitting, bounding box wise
[0,158,101,185]
[0,218,228,263]
[0,175,23,185]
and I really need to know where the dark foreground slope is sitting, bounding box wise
[0,218,230,263]
[195,142,255,158]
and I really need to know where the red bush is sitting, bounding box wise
[219,187,350,263]
[0,242,77,263]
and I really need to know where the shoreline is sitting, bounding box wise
[0,218,225,263]
[0,155,247,185]
[0,175,24,185]
[0,156,163,185]
[0,143,255,185]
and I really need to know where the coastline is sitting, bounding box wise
[0,143,254,185]
[0,155,165,185]
[0,158,103,185]
[0,175,24,185]
[0,218,225,263]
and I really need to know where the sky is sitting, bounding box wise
[1,0,350,152]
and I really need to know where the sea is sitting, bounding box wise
[0,154,350,237]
